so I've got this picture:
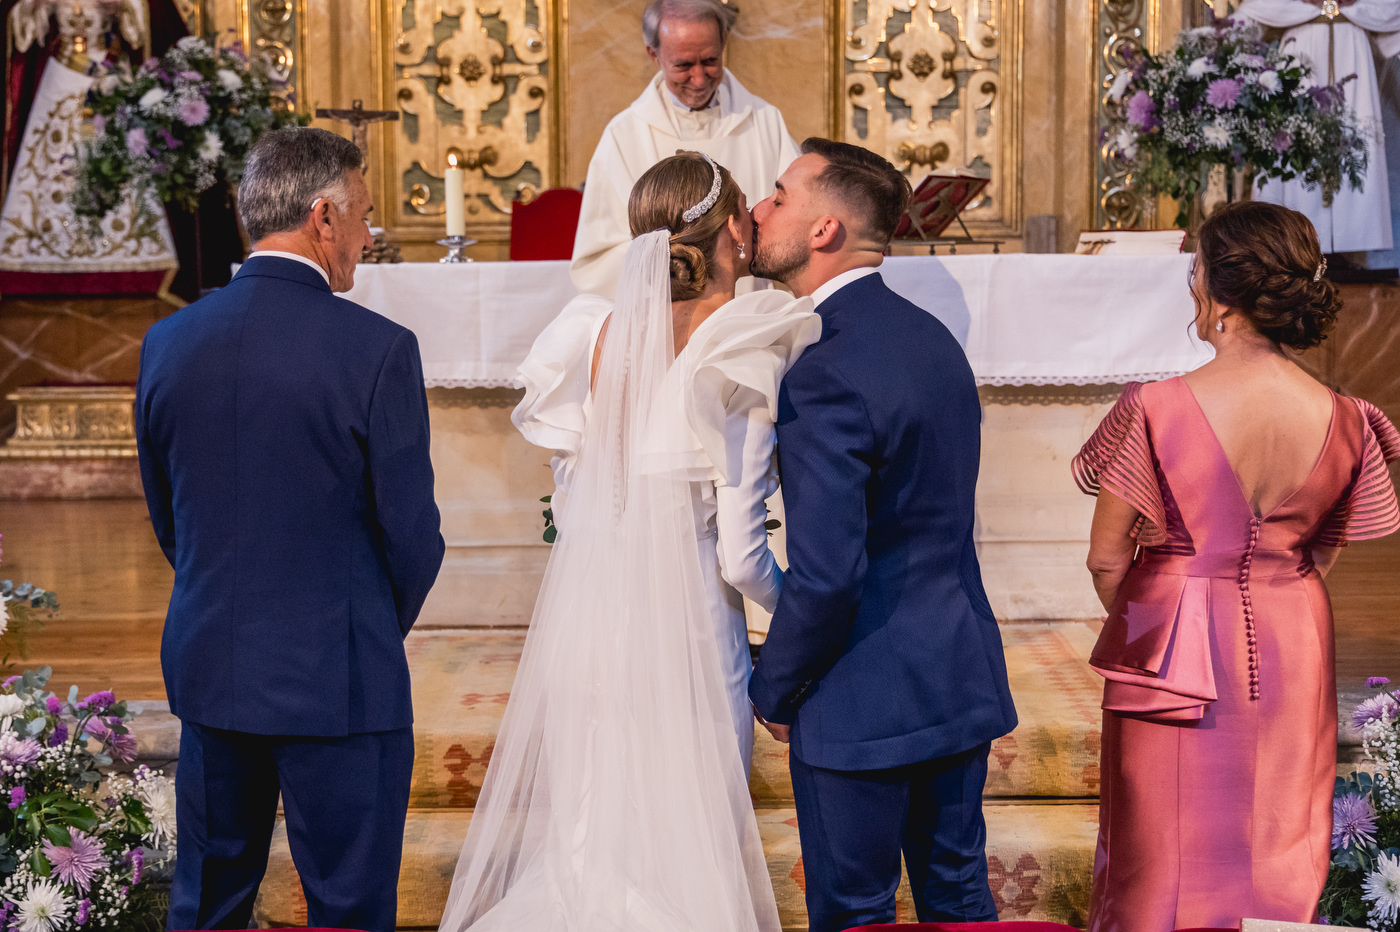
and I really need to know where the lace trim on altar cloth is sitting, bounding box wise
[421,370,1191,392]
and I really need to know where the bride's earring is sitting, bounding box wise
[1216,319,1224,332]
[738,243,747,259]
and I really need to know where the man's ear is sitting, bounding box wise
[310,197,335,238]
[646,45,661,67]
[810,215,842,251]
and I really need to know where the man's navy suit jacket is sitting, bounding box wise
[135,256,444,737]
[749,271,1017,771]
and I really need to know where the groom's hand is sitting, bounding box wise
[752,703,790,744]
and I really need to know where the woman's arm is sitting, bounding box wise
[715,398,783,612]
[1087,488,1142,612]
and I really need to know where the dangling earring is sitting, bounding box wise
[738,244,746,259]
[1216,319,1225,332]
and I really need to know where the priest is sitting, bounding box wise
[570,0,799,297]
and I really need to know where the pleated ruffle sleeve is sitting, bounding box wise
[1315,397,1400,546]
[1072,381,1169,548]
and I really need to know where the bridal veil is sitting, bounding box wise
[437,230,780,932]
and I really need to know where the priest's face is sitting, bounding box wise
[647,18,724,110]
[749,156,821,284]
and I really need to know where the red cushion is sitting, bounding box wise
[845,925,1083,932]
[509,188,583,261]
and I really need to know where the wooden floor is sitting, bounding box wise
[1,495,1398,700]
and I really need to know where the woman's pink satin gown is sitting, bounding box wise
[1074,377,1400,932]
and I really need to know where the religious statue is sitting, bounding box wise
[1235,0,1400,253]
[570,0,799,298]
[0,0,178,296]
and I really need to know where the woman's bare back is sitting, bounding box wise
[1183,356,1335,517]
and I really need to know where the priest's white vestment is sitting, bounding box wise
[570,70,800,297]
[1237,0,1400,252]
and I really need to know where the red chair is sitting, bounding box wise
[509,187,584,261]
[840,918,1080,923]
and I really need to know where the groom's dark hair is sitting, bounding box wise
[800,137,912,247]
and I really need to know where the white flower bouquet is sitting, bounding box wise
[72,35,306,224]
[0,668,173,932]
[1108,18,1368,228]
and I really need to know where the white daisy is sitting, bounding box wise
[216,68,244,93]
[13,879,71,932]
[1203,123,1230,148]
[1107,70,1133,102]
[139,773,177,847]
[1365,851,1400,923]
[197,130,224,163]
[1187,56,1216,79]
[1258,70,1281,94]
[137,87,168,112]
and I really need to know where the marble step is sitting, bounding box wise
[403,622,1107,808]
[253,801,1098,930]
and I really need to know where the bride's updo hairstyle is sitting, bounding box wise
[1196,200,1341,350]
[628,152,742,301]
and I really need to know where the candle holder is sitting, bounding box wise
[437,235,477,263]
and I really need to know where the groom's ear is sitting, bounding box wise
[810,215,843,251]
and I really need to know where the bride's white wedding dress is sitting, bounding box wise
[437,231,819,932]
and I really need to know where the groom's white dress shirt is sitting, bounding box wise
[247,250,330,285]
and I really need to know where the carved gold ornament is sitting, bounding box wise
[0,387,138,459]
[838,0,1022,238]
[388,0,556,236]
[1095,0,1150,229]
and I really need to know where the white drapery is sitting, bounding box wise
[338,254,1211,390]
[1236,0,1400,252]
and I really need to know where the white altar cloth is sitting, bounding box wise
[338,253,1209,388]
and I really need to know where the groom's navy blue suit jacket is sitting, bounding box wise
[749,272,1017,771]
[135,256,444,737]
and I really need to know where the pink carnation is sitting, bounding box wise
[176,97,210,127]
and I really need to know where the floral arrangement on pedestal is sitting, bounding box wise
[72,34,307,225]
[1322,676,1400,927]
[0,668,174,932]
[1107,18,1369,228]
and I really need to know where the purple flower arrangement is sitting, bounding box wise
[1322,677,1400,927]
[0,668,173,931]
[1107,18,1368,228]
[73,34,307,224]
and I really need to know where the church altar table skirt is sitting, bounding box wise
[336,254,1209,389]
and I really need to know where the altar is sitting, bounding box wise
[373,253,1208,633]
[341,254,1210,389]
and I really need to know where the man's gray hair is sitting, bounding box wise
[642,0,738,50]
[237,127,363,243]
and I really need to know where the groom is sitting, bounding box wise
[135,127,443,931]
[748,138,1017,930]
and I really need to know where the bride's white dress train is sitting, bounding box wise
[437,231,819,932]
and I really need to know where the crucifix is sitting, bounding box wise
[314,100,399,167]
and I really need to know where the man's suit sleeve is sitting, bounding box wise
[369,329,445,635]
[133,337,177,568]
[749,356,874,725]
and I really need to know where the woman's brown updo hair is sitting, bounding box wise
[1195,200,1341,350]
[628,151,743,301]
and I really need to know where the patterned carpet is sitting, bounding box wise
[255,621,1105,928]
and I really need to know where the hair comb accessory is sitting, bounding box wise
[682,153,723,224]
[1313,258,1326,283]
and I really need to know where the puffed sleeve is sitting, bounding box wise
[1315,398,1400,546]
[511,294,613,529]
[682,292,821,610]
[1071,381,1169,548]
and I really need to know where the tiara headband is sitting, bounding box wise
[682,153,723,224]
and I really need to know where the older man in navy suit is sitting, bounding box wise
[748,139,1017,930]
[136,127,443,931]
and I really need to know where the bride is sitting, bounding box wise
[436,152,819,931]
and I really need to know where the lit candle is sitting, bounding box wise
[445,154,465,237]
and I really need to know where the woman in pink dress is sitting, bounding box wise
[1075,201,1400,932]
